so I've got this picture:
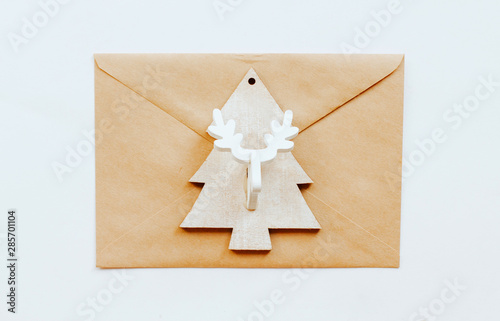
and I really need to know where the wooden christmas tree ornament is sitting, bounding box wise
[180,69,321,250]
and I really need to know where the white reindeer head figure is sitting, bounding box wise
[207,108,298,210]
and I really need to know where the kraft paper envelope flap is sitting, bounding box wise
[94,53,404,268]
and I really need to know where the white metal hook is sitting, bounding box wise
[207,109,297,210]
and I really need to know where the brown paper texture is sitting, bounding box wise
[94,53,405,268]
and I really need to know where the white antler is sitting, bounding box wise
[207,109,298,210]
[261,110,298,162]
[207,109,251,162]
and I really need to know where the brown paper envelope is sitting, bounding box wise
[94,53,404,268]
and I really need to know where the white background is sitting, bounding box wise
[1,0,499,320]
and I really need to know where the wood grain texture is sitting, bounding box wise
[180,69,321,250]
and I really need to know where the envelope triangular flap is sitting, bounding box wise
[94,54,404,136]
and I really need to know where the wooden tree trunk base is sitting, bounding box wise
[229,225,272,251]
